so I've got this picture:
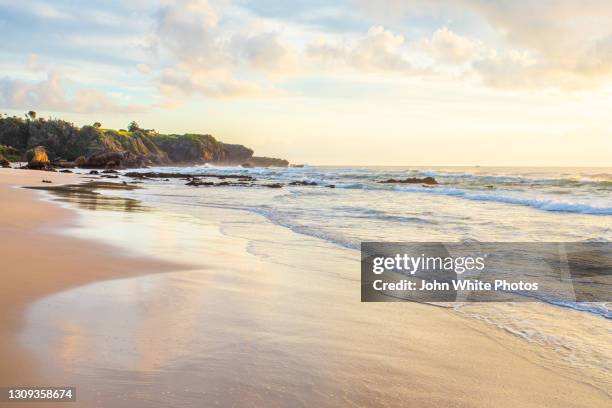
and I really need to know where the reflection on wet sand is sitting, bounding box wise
[21,202,612,407]
[26,181,148,212]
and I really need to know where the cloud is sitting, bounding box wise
[353,0,612,89]
[307,26,419,73]
[156,0,226,71]
[0,70,143,113]
[136,63,152,74]
[418,27,482,64]
[158,68,287,100]
[155,0,293,99]
[25,53,45,72]
[231,31,298,76]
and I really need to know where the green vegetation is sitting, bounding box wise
[0,145,21,161]
[0,112,267,167]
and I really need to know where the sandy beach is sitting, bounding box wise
[0,168,609,407]
[0,169,185,389]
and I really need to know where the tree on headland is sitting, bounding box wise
[93,122,102,128]
[128,121,140,132]
[26,111,37,120]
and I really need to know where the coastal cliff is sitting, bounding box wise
[0,114,287,168]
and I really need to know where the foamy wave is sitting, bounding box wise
[395,186,612,215]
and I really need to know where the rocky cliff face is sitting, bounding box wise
[151,133,224,163]
[0,115,287,168]
[219,143,254,164]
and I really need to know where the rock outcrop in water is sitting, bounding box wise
[379,177,438,185]
[124,172,255,181]
[0,114,288,168]
[244,156,289,167]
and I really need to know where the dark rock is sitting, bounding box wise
[326,184,336,188]
[89,170,99,175]
[84,151,149,169]
[264,183,283,188]
[125,172,254,181]
[244,156,289,168]
[289,180,317,186]
[240,163,253,168]
[186,179,214,187]
[60,169,73,173]
[379,177,438,185]
[42,179,52,183]
[102,169,119,174]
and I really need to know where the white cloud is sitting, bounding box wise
[25,54,45,72]
[156,0,226,71]
[0,70,143,113]
[136,63,152,74]
[231,31,298,76]
[418,27,482,64]
[354,0,612,89]
[154,0,293,99]
[158,68,287,100]
[307,26,418,73]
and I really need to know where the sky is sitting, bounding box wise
[0,0,611,166]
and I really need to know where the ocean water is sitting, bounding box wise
[25,165,612,400]
[116,165,612,248]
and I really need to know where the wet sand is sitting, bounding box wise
[1,168,610,407]
[0,169,185,389]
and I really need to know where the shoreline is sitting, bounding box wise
[0,169,187,387]
[1,168,610,407]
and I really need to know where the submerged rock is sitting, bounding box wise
[379,176,438,185]
[289,180,317,186]
[126,172,255,181]
[185,179,252,187]
[186,179,214,187]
